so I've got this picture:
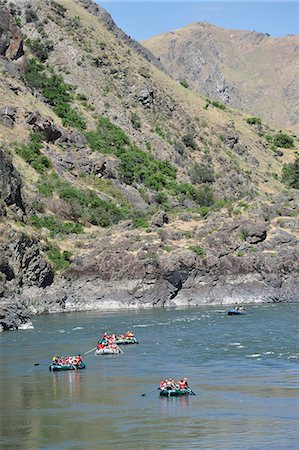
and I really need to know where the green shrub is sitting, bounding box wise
[132,216,150,228]
[37,173,126,227]
[25,7,38,23]
[273,133,294,148]
[85,116,130,154]
[282,157,299,189]
[30,215,83,236]
[25,59,86,130]
[189,163,215,184]
[206,98,226,110]
[86,117,177,190]
[246,116,262,125]
[155,191,169,208]
[179,79,189,89]
[45,246,72,271]
[25,38,54,62]
[15,133,51,173]
[168,182,214,206]
[182,132,197,150]
[189,245,206,258]
[130,112,141,130]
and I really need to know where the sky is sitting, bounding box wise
[99,1,299,41]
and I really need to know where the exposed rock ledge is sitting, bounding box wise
[1,245,298,331]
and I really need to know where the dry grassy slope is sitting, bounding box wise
[5,0,294,196]
[143,22,299,133]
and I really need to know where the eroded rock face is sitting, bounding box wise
[0,4,25,64]
[0,148,25,215]
[0,301,32,331]
[0,225,54,297]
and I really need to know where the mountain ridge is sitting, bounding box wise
[142,21,299,133]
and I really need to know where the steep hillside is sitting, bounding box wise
[143,22,299,133]
[0,0,298,330]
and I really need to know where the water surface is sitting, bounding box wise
[0,303,298,449]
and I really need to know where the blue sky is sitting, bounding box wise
[99,1,299,40]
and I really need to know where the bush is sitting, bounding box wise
[130,112,141,130]
[206,99,226,110]
[168,182,214,206]
[189,163,215,184]
[282,157,299,189]
[182,132,197,150]
[30,215,83,236]
[25,59,86,130]
[189,245,206,258]
[37,173,126,227]
[25,7,38,23]
[15,132,51,173]
[246,117,262,125]
[25,38,54,62]
[179,79,189,89]
[85,116,130,154]
[45,246,72,271]
[86,116,177,190]
[273,133,294,148]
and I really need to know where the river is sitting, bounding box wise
[0,302,298,449]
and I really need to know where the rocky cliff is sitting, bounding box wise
[0,0,298,330]
[143,22,299,133]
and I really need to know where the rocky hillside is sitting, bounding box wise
[0,0,298,330]
[143,22,299,133]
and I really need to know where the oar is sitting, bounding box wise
[84,347,96,355]
[141,389,156,397]
[187,388,196,395]
[116,344,124,354]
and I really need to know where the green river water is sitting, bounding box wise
[0,302,298,449]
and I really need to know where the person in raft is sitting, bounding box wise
[160,379,167,390]
[97,341,106,350]
[118,333,124,340]
[125,331,135,339]
[178,378,189,390]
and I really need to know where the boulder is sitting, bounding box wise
[56,130,87,149]
[0,302,32,331]
[26,111,62,142]
[137,88,155,108]
[151,211,169,227]
[0,105,17,127]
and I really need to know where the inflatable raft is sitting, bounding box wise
[49,361,86,371]
[159,388,192,397]
[95,348,121,355]
[115,337,138,345]
[227,309,247,315]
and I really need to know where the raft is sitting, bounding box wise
[159,388,192,397]
[95,348,121,355]
[115,338,138,345]
[49,361,86,371]
[227,309,247,315]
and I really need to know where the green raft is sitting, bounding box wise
[49,361,86,372]
[115,338,138,345]
[159,388,191,397]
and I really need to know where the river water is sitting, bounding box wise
[0,302,298,450]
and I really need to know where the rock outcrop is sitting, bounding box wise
[0,148,26,216]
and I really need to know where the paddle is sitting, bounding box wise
[116,344,124,354]
[141,389,156,397]
[187,388,196,395]
[84,347,96,355]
